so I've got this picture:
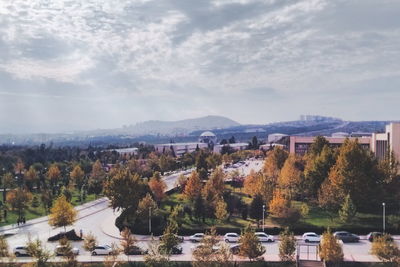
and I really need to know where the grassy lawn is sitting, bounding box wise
[0,190,98,227]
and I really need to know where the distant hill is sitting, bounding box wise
[123,115,240,136]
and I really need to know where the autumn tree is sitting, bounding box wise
[263,146,288,179]
[269,190,290,218]
[184,171,202,202]
[58,237,78,266]
[88,160,105,196]
[370,234,400,263]
[24,166,38,191]
[83,232,97,252]
[338,194,357,223]
[238,225,265,261]
[1,172,14,220]
[279,227,296,262]
[319,229,344,264]
[7,188,32,221]
[322,139,382,212]
[47,164,61,186]
[215,198,228,222]
[243,170,264,197]
[26,238,52,267]
[49,195,77,232]
[159,213,180,256]
[70,165,85,192]
[0,235,9,257]
[148,172,167,202]
[308,136,330,157]
[277,154,303,199]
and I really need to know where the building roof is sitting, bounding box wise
[200,131,216,137]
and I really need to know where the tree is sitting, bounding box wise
[202,167,225,211]
[58,237,78,266]
[6,188,32,221]
[215,198,228,221]
[194,195,205,221]
[300,203,310,217]
[0,235,9,257]
[144,238,169,267]
[308,136,330,157]
[243,170,264,197]
[49,195,77,232]
[319,229,344,264]
[25,166,38,191]
[1,172,14,220]
[184,171,202,202]
[238,225,265,261]
[279,227,296,262]
[148,172,167,202]
[263,146,288,178]
[104,169,148,213]
[269,190,290,218]
[277,154,303,199]
[370,234,400,263]
[88,160,105,196]
[159,214,180,256]
[70,165,85,191]
[137,193,157,217]
[304,145,336,199]
[83,232,97,252]
[26,237,52,267]
[120,228,137,257]
[338,194,357,223]
[249,194,264,225]
[47,164,61,185]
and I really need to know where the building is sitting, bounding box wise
[110,147,138,157]
[289,136,371,155]
[213,143,249,153]
[154,142,208,157]
[267,133,288,143]
[371,123,400,162]
[199,131,217,145]
[289,122,400,163]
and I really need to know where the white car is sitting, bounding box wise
[255,232,274,242]
[189,233,204,242]
[92,245,112,255]
[55,245,80,256]
[302,232,321,243]
[13,246,29,257]
[224,233,240,243]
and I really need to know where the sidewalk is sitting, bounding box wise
[0,197,108,233]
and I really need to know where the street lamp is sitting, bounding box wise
[382,202,386,233]
[149,206,152,234]
[262,204,265,232]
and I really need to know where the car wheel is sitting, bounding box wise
[305,239,309,243]
[92,251,97,256]
[15,252,20,257]
[268,239,273,242]
[225,239,230,243]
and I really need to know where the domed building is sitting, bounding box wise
[199,131,217,145]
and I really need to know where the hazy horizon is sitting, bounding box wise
[1,0,400,134]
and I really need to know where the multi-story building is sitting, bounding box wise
[154,142,208,157]
[289,122,400,163]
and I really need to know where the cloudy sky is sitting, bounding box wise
[0,0,400,134]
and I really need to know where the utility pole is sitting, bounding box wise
[149,206,152,234]
[382,202,386,233]
[262,204,265,232]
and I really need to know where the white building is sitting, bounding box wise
[199,131,217,145]
[267,133,288,143]
[154,142,208,157]
[214,143,249,153]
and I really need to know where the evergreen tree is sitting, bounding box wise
[249,194,264,225]
[338,194,357,223]
[238,225,265,261]
[194,195,205,221]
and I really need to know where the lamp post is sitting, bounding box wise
[262,204,265,232]
[149,206,152,234]
[382,202,386,233]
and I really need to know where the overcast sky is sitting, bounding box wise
[0,0,400,134]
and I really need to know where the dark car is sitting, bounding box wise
[158,245,183,255]
[125,246,148,255]
[333,231,360,243]
[230,244,265,255]
[367,232,393,242]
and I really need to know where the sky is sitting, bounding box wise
[0,0,400,134]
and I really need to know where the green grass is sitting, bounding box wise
[0,189,98,227]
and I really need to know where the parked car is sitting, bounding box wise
[255,232,274,242]
[124,245,148,255]
[230,244,265,255]
[55,245,79,256]
[302,232,321,243]
[333,231,360,243]
[92,245,112,255]
[13,246,30,257]
[367,232,393,242]
[158,244,183,255]
[189,233,204,242]
[224,233,240,243]
[159,234,184,243]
